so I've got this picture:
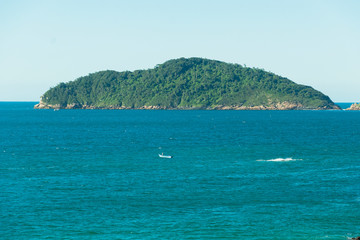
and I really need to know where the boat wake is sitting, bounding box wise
[158,153,173,159]
[256,157,302,162]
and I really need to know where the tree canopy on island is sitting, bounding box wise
[39,58,338,109]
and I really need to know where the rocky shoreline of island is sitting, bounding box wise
[34,100,341,110]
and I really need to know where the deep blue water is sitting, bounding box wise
[1,102,360,239]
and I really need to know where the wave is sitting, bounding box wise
[257,157,302,162]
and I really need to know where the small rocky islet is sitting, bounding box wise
[346,103,360,110]
[35,57,342,110]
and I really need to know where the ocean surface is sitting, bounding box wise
[1,102,359,239]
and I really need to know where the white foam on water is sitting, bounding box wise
[257,157,302,162]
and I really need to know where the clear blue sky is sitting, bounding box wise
[1,0,359,102]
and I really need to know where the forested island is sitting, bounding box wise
[34,58,340,110]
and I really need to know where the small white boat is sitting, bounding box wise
[159,153,173,159]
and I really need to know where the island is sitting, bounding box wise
[34,58,340,110]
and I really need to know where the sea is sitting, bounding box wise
[1,102,359,239]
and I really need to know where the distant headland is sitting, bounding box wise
[34,58,340,110]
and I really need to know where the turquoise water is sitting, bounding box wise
[1,102,360,239]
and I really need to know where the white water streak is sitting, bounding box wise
[257,158,302,162]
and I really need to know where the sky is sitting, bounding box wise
[0,0,359,102]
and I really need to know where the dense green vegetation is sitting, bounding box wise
[39,58,338,109]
